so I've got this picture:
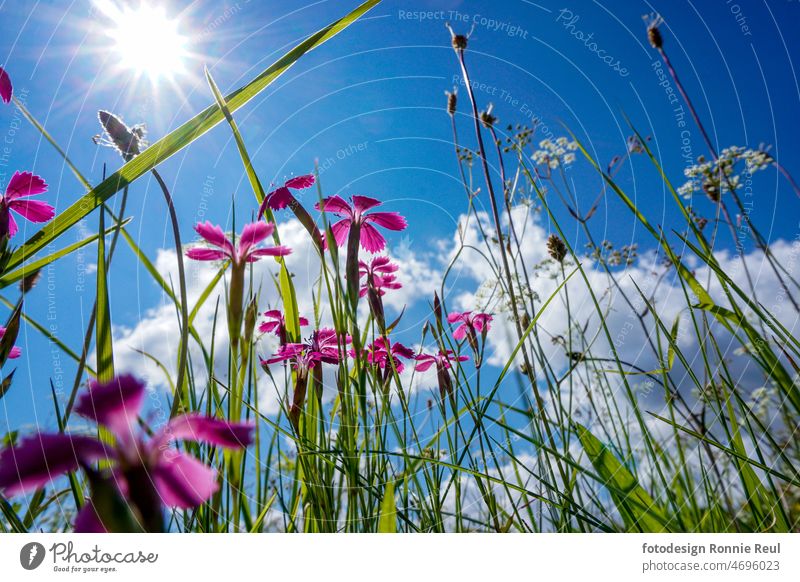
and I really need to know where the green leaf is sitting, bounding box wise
[576,423,671,532]
[378,479,396,533]
[6,0,381,271]
[204,67,302,342]
[667,312,680,371]
[95,209,114,382]
[0,302,22,366]
[0,217,132,290]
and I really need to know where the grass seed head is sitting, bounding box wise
[547,234,567,263]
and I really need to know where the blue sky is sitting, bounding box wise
[2,0,799,430]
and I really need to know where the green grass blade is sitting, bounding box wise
[575,423,671,532]
[0,218,132,290]
[95,210,114,382]
[378,480,396,533]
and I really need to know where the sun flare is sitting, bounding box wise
[94,0,189,81]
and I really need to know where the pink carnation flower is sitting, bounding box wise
[315,195,407,253]
[0,374,254,532]
[0,172,55,238]
[447,311,493,340]
[359,256,402,297]
[186,221,290,265]
[260,174,315,211]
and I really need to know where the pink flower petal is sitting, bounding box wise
[414,360,435,372]
[247,245,292,261]
[315,195,353,217]
[5,211,18,238]
[153,451,218,508]
[194,222,234,255]
[8,199,55,223]
[285,174,315,190]
[4,172,47,200]
[186,248,229,261]
[265,186,293,210]
[160,414,255,449]
[74,500,108,533]
[238,221,274,261]
[74,374,146,440]
[259,320,279,334]
[364,211,407,231]
[359,223,387,253]
[447,312,466,324]
[298,316,310,327]
[452,324,468,341]
[0,67,11,104]
[326,219,351,248]
[0,434,108,496]
[351,195,381,212]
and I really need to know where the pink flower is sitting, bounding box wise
[260,174,315,211]
[415,349,469,401]
[262,328,349,373]
[447,311,493,341]
[258,310,309,342]
[0,172,55,238]
[185,221,291,265]
[315,195,407,253]
[0,374,254,532]
[0,326,21,359]
[261,329,349,430]
[0,67,11,104]
[359,256,402,297]
[414,349,469,372]
[364,337,415,374]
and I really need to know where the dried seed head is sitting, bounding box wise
[480,103,497,128]
[546,234,567,263]
[445,89,457,117]
[644,14,664,49]
[446,22,470,51]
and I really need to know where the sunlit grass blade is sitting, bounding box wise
[95,209,114,382]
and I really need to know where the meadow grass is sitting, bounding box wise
[0,2,798,533]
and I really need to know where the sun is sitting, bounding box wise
[93,0,189,81]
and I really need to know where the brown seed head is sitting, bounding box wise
[547,234,567,263]
[445,89,457,117]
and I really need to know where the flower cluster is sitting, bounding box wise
[532,137,578,169]
[677,146,773,200]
